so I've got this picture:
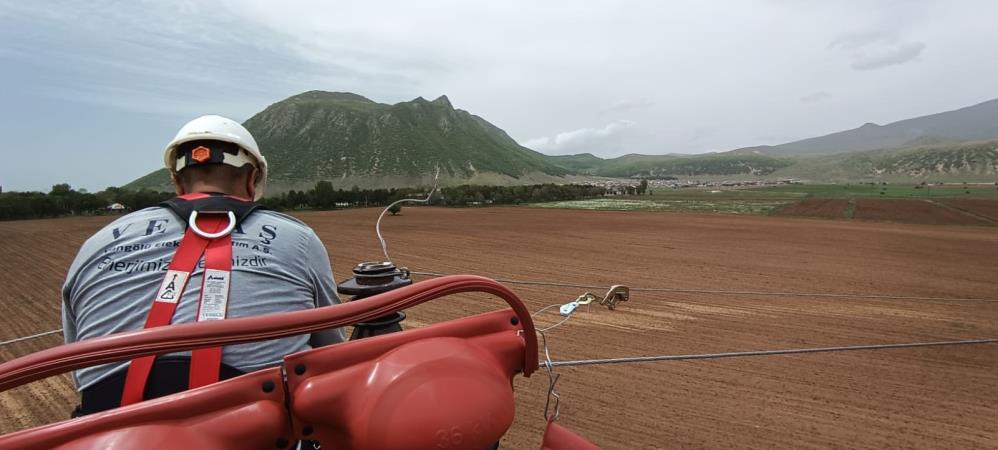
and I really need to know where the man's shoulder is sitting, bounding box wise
[251,209,312,230]
[245,210,321,244]
[88,207,177,239]
[111,206,173,223]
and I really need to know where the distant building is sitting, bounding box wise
[106,203,126,213]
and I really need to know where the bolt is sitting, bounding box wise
[262,380,275,393]
[294,364,306,375]
[510,316,519,326]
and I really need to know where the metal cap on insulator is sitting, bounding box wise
[336,261,412,297]
[336,261,413,340]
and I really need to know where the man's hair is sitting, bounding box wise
[175,164,255,194]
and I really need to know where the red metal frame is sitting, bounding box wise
[0,275,538,392]
[0,276,551,449]
[286,309,526,448]
[0,368,291,449]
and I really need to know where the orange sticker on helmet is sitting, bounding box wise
[191,146,211,163]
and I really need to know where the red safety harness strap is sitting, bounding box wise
[120,215,230,406]
[189,234,232,388]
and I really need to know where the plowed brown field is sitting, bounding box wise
[853,199,992,225]
[939,198,998,222]
[773,199,849,219]
[2,208,997,449]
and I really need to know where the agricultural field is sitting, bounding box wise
[771,198,851,219]
[852,199,995,225]
[1,207,998,448]
[535,184,998,227]
[748,182,998,199]
[530,198,791,215]
[938,198,998,222]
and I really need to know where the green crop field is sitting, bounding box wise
[746,183,998,199]
[530,183,998,220]
[639,188,805,200]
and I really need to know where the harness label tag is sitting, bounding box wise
[155,270,189,303]
[198,269,231,321]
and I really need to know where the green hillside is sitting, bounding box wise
[592,153,794,178]
[770,98,998,155]
[125,93,998,191]
[770,140,998,182]
[127,91,567,192]
[547,153,605,173]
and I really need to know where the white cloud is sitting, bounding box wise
[598,100,656,116]
[800,91,832,103]
[828,30,925,71]
[5,1,998,190]
[851,42,925,70]
[828,31,898,51]
[521,120,635,154]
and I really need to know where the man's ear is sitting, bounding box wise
[246,167,258,199]
[170,172,185,195]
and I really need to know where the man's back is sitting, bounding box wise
[62,205,343,391]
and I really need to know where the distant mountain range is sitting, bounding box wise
[761,98,998,156]
[127,93,998,192]
[128,91,566,192]
[546,98,998,182]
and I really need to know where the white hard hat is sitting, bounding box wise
[164,115,268,200]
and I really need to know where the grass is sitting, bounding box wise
[746,183,998,199]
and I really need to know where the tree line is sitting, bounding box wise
[0,184,173,221]
[260,182,610,209]
[1,182,612,221]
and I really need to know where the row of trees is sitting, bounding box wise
[260,182,609,210]
[1,182,611,221]
[0,184,173,221]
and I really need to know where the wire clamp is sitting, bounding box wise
[600,285,630,310]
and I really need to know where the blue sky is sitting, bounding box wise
[3,1,998,192]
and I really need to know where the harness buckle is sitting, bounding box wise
[188,210,237,239]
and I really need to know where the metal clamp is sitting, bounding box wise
[600,285,629,310]
[559,286,629,315]
[188,211,236,239]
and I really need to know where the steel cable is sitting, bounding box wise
[0,329,63,347]
[548,338,998,368]
[410,270,998,303]
[376,168,440,263]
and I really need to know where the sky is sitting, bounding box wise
[2,0,998,192]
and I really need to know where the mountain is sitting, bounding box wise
[547,153,605,173]
[770,99,998,155]
[127,91,568,192]
[769,139,998,182]
[126,93,998,191]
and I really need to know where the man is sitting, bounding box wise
[62,115,343,414]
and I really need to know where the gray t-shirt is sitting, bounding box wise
[61,206,344,391]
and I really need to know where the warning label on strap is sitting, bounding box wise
[198,269,231,321]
